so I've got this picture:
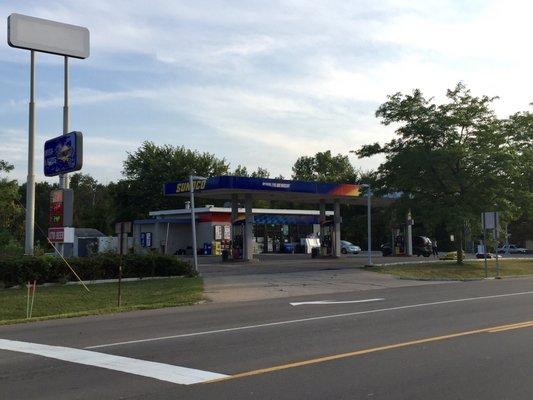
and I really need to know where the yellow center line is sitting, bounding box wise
[488,321,533,333]
[203,320,533,384]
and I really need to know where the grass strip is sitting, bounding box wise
[372,259,533,280]
[0,277,203,325]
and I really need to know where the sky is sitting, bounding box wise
[1,0,532,183]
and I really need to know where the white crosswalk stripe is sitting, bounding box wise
[0,339,228,385]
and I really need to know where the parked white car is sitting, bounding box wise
[341,240,361,254]
[497,244,527,254]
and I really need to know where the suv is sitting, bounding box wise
[413,236,432,257]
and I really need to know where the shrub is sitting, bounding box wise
[0,238,24,260]
[0,253,195,288]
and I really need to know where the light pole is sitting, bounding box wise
[189,175,206,275]
[360,183,372,265]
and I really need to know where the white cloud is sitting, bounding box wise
[1,0,531,183]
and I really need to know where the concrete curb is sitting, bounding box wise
[65,275,186,286]
[369,257,528,268]
[397,276,484,282]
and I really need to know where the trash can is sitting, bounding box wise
[311,247,319,258]
[221,249,229,262]
[283,243,294,253]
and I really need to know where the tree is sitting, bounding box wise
[355,83,529,264]
[233,165,249,176]
[0,160,24,248]
[503,111,533,245]
[292,150,358,183]
[117,141,229,219]
[502,111,533,216]
[251,167,270,179]
[233,165,270,178]
[69,173,115,234]
[18,180,60,247]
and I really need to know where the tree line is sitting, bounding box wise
[1,143,368,251]
[1,83,531,260]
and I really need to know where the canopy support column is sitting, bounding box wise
[319,199,326,250]
[230,194,238,259]
[334,199,341,257]
[244,194,253,261]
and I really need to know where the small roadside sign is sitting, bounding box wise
[482,212,499,231]
[48,227,75,243]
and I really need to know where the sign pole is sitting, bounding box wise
[165,222,170,255]
[58,56,69,256]
[9,14,89,255]
[494,212,500,278]
[190,175,199,275]
[505,223,509,255]
[367,187,372,265]
[114,222,131,307]
[24,50,36,255]
[117,229,123,308]
[60,56,70,189]
[482,213,488,278]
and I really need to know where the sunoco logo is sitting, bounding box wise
[175,180,207,193]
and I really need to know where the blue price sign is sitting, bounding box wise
[140,232,152,247]
[44,131,83,177]
[146,232,152,247]
[140,232,146,247]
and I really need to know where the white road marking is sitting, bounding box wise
[0,339,228,385]
[86,290,533,350]
[290,298,384,306]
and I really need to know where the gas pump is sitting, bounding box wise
[320,218,334,256]
[392,225,406,256]
[232,223,244,260]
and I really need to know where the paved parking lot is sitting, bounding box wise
[198,253,440,302]
[197,252,533,303]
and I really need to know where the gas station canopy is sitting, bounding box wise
[164,175,393,206]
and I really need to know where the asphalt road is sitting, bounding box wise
[1,277,533,399]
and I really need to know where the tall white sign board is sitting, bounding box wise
[8,13,89,58]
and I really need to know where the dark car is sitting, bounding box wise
[413,236,432,257]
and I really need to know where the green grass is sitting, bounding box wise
[0,277,203,325]
[372,259,533,280]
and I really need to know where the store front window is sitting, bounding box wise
[253,223,314,253]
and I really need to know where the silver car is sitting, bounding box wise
[497,244,528,254]
[341,240,361,254]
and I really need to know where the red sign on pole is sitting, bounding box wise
[48,227,65,242]
[48,227,74,243]
[49,190,64,227]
